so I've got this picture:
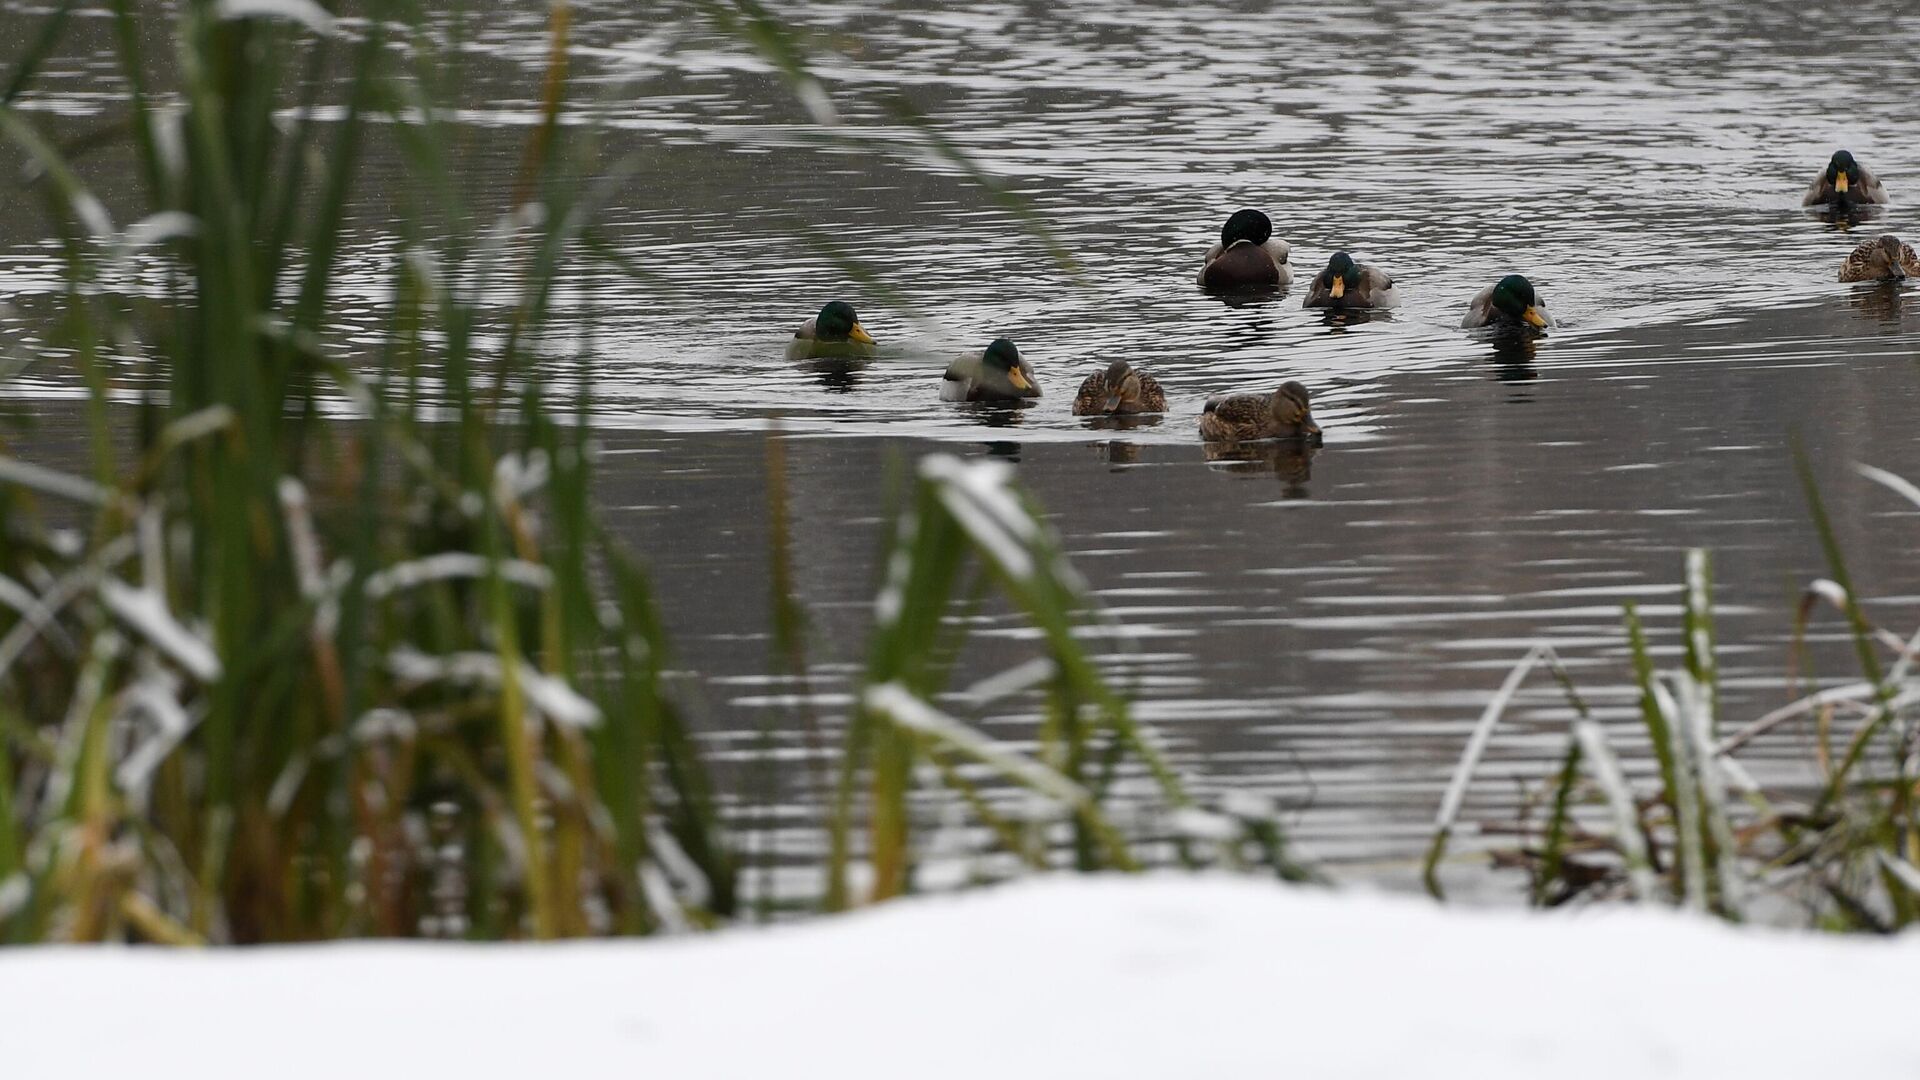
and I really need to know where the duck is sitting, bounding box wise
[940,338,1041,402]
[786,300,876,361]
[1197,209,1292,290]
[1198,381,1322,443]
[1839,233,1920,283]
[1072,359,1167,415]
[1304,251,1399,310]
[1461,274,1552,331]
[1803,150,1888,207]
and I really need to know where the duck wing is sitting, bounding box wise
[941,353,982,401]
[1136,374,1168,413]
[1072,370,1110,415]
[1363,265,1401,308]
[1202,392,1269,434]
[1803,172,1837,207]
[1841,239,1883,282]
[1461,284,1497,328]
[1857,161,1891,204]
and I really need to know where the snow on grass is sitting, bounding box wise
[4,875,1917,1078]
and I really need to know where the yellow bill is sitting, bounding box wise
[1008,368,1033,391]
[1836,172,1850,194]
[1330,277,1345,299]
[850,323,876,345]
[1523,306,1548,329]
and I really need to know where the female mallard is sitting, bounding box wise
[1197,209,1292,291]
[1804,150,1889,207]
[786,300,876,361]
[1304,251,1399,310]
[1198,381,1321,443]
[941,338,1040,402]
[1072,359,1167,415]
[1839,233,1920,283]
[1462,274,1552,331]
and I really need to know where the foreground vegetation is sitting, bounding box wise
[0,1,1302,945]
[1428,462,1920,931]
[4,1,1911,948]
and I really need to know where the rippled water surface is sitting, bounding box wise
[6,1,1920,888]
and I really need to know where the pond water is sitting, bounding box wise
[5,0,1920,891]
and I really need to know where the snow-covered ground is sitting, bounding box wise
[6,875,1917,1078]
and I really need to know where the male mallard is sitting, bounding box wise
[1839,233,1920,283]
[1072,359,1167,415]
[1462,274,1552,331]
[786,300,876,361]
[1198,381,1321,443]
[1304,251,1399,310]
[1804,150,1888,207]
[1197,209,1292,290]
[941,338,1040,402]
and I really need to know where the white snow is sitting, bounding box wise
[4,875,1917,1078]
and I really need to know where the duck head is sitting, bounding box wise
[1875,234,1909,280]
[1491,274,1549,329]
[1100,358,1144,413]
[1270,381,1322,440]
[1826,150,1861,197]
[1220,208,1273,250]
[1322,251,1362,300]
[816,300,875,344]
[984,338,1036,393]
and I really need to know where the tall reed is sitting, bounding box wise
[0,0,1301,944]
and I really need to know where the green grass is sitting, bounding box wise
[0,0,1300,945]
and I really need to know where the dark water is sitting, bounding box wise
[5,1,1920,888]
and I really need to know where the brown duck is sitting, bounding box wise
[1198,381,1322,443]
[1839,234,1920,283]
[1072,359,1167,415]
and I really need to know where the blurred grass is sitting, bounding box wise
[0,0,1296,944]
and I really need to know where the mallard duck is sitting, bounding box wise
[941,338,1040,402]
[1304,251,1399,310]
[1198,381,1321,443]
[1072,359,1167,416]
[786,300,876,361]
[1803,150,1888,207]
[1197,209,1292,290]
[1461,274,1552,331]
[1839,233,1920,283]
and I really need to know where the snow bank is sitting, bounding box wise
[5,876,1916,1078]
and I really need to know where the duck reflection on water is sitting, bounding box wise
[802,357,868,392]
[962,400,1033,429]
[1479,331,1542,382]
[1845,280,1908,326]
[1315,306,1389,331]
[1201,438,1318,496]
